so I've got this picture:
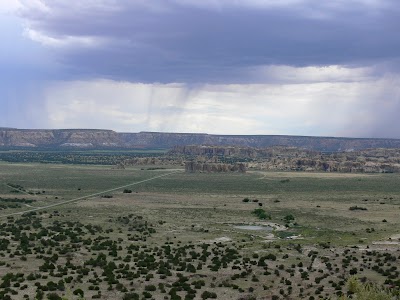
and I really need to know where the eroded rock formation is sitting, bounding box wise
[174,145,400,173]
[184,161,246,173]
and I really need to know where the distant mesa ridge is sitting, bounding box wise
[1,128,400,151]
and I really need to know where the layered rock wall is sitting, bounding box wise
[0,129,119,148]
[2,128,400,151]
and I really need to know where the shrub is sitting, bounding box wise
[73,289,84,297]
[340,277,393,300]
[201,291,217,299]
[349,206,367,211]
[46,293,62,300]
[123,293,140,300]
[145,285,156,291]
[283,214,295,222]
[252,208,270,220]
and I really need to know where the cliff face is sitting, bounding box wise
[0,129,119,148]
[172,145,400,173]
[120,132,400,151]
[2,128,400,151]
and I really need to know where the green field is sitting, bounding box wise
[0,161,399,299]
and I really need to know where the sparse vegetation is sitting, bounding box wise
[0,157,399,299]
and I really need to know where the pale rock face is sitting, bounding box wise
[173,145,400,174]
[0,129,119,148]
[3,128,400,150]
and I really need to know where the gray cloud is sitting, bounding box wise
[18,0,400,83]
[0,14,59,127]
[3,1,400,138]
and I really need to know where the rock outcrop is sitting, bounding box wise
[0,129,119,148]
[2,128,400,151]
[122,157,183,166]
[185,161,246,173]
[174,145,400,173]
[122,132,400,151]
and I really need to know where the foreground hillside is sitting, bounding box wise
[2,128,400,151]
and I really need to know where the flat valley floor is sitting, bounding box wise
[0,162,399,299]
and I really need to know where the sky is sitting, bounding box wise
[1,0,400,137]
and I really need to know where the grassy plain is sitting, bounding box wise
[0,161,399,299]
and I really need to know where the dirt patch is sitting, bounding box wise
[207,236,232,243]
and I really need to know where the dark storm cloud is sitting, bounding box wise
[19,0,400,83]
